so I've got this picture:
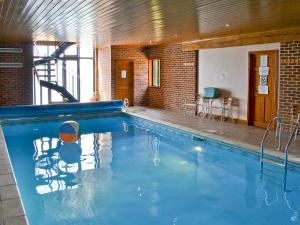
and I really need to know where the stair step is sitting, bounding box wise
[38,75,56,77]
[262,167,283,175]
[262,158,285,167]
[261,172,285,186]
[37,69,55,71]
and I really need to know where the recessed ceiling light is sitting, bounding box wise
[173,34,178,37]
[225,24,230,27]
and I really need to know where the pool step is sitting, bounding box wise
[262,167,283,175]
[262,158,285,168]
[261,172,285,186]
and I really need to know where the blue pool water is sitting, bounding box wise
[2,114,300,225]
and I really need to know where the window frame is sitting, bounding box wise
[148,59,161,87]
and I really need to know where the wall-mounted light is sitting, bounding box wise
[0,48,23,53]
[0,63,23,68]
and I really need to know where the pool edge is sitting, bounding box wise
[0,111,299,225]
[125,111,300,167]
[0,126,29,225]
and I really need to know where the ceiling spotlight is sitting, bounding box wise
[225,24,230,27]
[173,34,178,37]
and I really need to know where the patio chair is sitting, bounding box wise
[183,94,207,116]
[212,96,234,124]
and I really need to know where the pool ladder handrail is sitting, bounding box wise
[260,116,299,175]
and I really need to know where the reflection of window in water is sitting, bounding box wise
[122,121,129,133]
[152,136,160,167]
[95,133,113,170]
[33,132,113,195]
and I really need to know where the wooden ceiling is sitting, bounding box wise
[0,0,300,46]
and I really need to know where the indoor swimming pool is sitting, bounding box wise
[2,113,300,225]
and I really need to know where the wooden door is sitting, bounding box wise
[248,50,278,128]
[115,60,134,106]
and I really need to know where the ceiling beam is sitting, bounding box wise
[182,27,300,51]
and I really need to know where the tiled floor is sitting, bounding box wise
[0,129,27,225]
[127,107,300,163]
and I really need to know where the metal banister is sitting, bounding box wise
[283,123,299,173]
[260,116,299,190]
[260,116,282,157]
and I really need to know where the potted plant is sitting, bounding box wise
[90,92,97,102]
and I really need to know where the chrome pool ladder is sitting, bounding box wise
[260,116,299,188]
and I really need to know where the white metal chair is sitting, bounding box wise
[183,94,207,116]
[212,96,234,124]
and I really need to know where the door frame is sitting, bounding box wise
[247,50,279,126]
[114,59,134,105]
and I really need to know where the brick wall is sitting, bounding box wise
[110,42,300,118]
[278,41,300,121]
[98,46,112,101]
[111,46,148,105]
[147,44,197,111]
[111,44,197,110]
[0,42,33,106]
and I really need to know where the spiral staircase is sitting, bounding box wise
[33,42,79,103]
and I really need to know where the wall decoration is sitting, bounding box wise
[260,55,268,67]
[121,70,126,78]
[260,75,268,86]
[258,55,269,95]
[281,58,300,63]
[183,62,194,66]
[258,85,268,94]
[259,66,269,76]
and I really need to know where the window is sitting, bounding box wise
[149,59,160,87]
[33,44,95,105]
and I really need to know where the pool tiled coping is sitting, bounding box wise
[0,127,28,225]
[126,111,300,165]
[0,111,299,225]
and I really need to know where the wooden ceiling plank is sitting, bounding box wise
[13,0,46,32]
[39,0,151,39]
[1,0,13,24]
[32,0,100,40]
[32,0,120,40]
[1,0,300,46]
[5,0,29,34]
[0,0,6,20]
[182,27,300,51]
[30,0,88,31]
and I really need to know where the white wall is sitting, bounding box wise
[198,43,280,120]
[98,46,112,101]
